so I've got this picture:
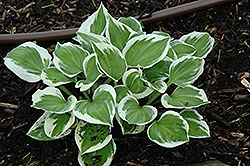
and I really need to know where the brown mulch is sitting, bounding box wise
[1,0,250,166]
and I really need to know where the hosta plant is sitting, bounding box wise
[4,3,214,165]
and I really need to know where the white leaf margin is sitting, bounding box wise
[53,42,89,78]
[122,69,154,99]
[27,112,72,140]
[117,95,157,125]
[75,120,112,155]
[77,3,109,35]
[161,85,210,109]
[115,113,145,135]
[44,112,75,138]
[169,56,205,87]
[141,78,167,94]
[31,87,77,114]
[4,41,52,83]
[147,111,189,148]
[75,54,103,91]
[179,31,215,59]
[123,34,172,68]
[118,16,143,32]
[73,84,116,126]
[92,42,128,82]
[180,109,210,138]
[78,139,116,166]
[41,67,77,87]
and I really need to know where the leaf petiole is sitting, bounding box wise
[59,86,73,96]
[146,91,161,105]
[82,91,91,102]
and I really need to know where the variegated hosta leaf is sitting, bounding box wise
[73,84,116,126]
[41,66,76,87]
[78,139,116,166]
[143,58,172,82]
[53,42,89,77]
[169,40,196,59]
[44,112,75,138]
[77,3,108,35]
[75,32,109,53]
[32,87,77,114]
[166,44,178,60]
[27,112,71,141]
[75,121,112,154]
[75,54,102,91]
[123,33,172,68]
[180,109,210,138]
[92,42,127,81]
[152,31,171,37]
[27,112,53,141]
[118,17,143,32]
[106,16,134,51]
[161,85,210,109]
[118,96,157,125]
[168,56,204,87]
[128,31,146,40]
[115,113,145,135]
[147,111,189,148]
[4,41,51,82]
[142,79,167,93]
[122,69,153,99]
[114,85,132,103]
[179,31,214,58]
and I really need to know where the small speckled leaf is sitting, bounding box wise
[106,16,134,51]
[170,40,196,59]
[122,69,153,99]
[118,96,157,125]
[32,87,77,114]
[78,139,116,166]
[75,32,109,53]
[4,42,51,82]
[179,31,214,58]
[77,3,108,35]
[53,42,89,77]
[115,113,145,135]
[143,58,172,83]
[44,112,75,138]
[92,42,127,81]
[75,54,102,91]
[41,66,76,87]
[180,109,210,138]
[123,33,172,68]
[147,111,189,148]
[118,17,143,32]
[75,121,112,155]
[161,85,210,109]
[114,85,132,103]
[168,56,204,87]
[73,84,116,126]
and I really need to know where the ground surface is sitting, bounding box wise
[0,0,250,165]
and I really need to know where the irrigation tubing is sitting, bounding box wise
[0,0,236,44]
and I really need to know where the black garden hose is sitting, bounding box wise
[0,0,236,44]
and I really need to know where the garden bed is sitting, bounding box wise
[0,0,250,165]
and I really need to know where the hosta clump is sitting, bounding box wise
[4,3,214,165]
